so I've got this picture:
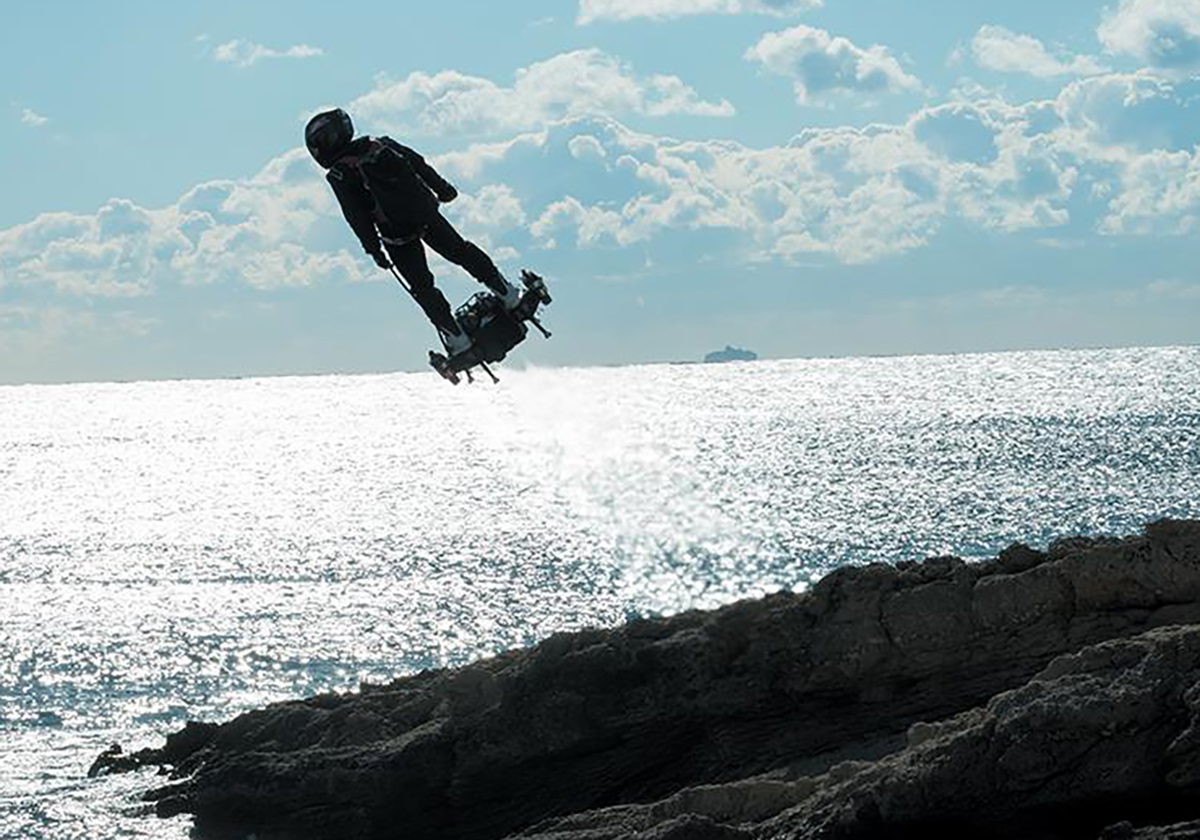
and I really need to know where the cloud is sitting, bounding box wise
[1146,278,1200,299]
[912,103,1000,164]
[212,39,324,68]
[745,26,922,104]
[437,71,1200,265]
[20,108,49,127]
[11,57,1200,308]
[577,0,821,24]
[350,49,734,137]
[1055,73,1200,154]
[970,25,1106,78]
[1098,0,1200,71]
[1095,148,1200,235]
[0,149,368,296]
[1038,73,1200,233]
[10,74,1193,301]
[0,306,159,372]
[437,112,1043,265]
[450,185,528,233]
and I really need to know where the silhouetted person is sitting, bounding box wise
[305,108,520,354]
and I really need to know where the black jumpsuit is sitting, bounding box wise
[326,136,505,334]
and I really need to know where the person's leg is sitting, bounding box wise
[384,238,460,335]
[421,212,508,295]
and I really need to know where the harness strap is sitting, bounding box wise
[381,230,425,247]
[337,141,391,225]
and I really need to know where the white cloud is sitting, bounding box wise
[1095,148,1200,235]
[450,184,528,233]
[577,0,821,24]
[1024,73,1200,233]
[745,25,922,104]
[568,134,608,162]
[971,25,1105,78]
[913,103,1000,163]
[11,56,1200,306]
[0,148,368,296]
[531,196,628,246]
[350,49,733,137]
[441,117,934,263]
[20,108,49,127]
[236,243,362,289]
[1098,0,1200,71]
[1055,73,1200,155]
[13,75,1197,300]
[435,85,1144,266]
[0,306,159,370]
[212,39,323,68]
[1146,278,1200,299]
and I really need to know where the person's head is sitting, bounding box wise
[305,109,354,168]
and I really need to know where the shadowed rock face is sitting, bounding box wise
[1101,822,1200,840]
[93,520,1200,840]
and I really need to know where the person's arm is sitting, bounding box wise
[384,138,458,203]
[327,169,385,258]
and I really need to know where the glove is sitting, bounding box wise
[371,250,391,270]
[438,185,458,204]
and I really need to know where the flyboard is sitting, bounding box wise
[390,267,553,385]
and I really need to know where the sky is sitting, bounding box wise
[1,0,1199,384]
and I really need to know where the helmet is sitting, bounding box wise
[305,109,354,168]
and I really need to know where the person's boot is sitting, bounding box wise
[489,272,523,311]
[440,323,472,356]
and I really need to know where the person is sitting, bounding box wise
[304,108,520,354]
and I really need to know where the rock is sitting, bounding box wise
[88,721,217,778]
[995,541,1045,574]
[1100,821,1200,839]
[100,520,1200,840]
[757,623,1200,839]
[88,744,130,778]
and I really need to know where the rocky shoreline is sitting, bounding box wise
[93,520,1200,839]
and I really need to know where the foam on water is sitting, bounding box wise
[2,346,1199,837]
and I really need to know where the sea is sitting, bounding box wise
[2,345,1199,839]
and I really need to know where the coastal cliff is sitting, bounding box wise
[93,520,1200,840]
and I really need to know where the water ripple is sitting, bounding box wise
[1,346,1198,837]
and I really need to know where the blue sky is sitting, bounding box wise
[2,0,1198,384]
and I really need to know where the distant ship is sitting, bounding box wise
[704,345,758,363]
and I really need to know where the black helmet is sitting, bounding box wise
[305,109,354,168]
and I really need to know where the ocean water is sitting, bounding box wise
[2,346,1199,838]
